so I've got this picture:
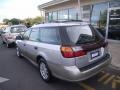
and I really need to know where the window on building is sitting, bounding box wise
[52,11,58,21]
[39,27,60,44]
[109,10,120,40]
[82,5,91,22]
[58,9,68,20]
[29,28,40,41]
[110,0,120,8]
[48,12,53,21]
[69,8,78,20]
[91,3,108,36]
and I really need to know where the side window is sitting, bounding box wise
[39,27,60,44]
[29,28,40,41]
[23,29,31,40]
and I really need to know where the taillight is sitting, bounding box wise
[7,36,13,39]
[61,46,87,58]
[61,46,74,58]
[74,50,87,57]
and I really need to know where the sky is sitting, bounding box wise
[0,0,52,23]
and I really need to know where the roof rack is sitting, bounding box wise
[48,20,83,23]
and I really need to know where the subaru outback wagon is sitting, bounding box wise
[16,22,111,82]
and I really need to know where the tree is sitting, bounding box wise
[3,19,9,24]
[23,18,33,25]
[2,16,44,26]
[9,18,22,25]
[23,18,33,27]
[32,16,43,24]
[3,18,22,25]
[23,16,43,27]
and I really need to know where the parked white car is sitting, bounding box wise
[1,25,27,48]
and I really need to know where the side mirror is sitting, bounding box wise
[16,35,23,40]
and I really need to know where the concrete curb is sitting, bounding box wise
[108,39,120,44]
[109,64,120,71]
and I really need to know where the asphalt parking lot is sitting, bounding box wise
[0,38,120,90]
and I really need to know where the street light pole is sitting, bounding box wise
[77,0,81,20]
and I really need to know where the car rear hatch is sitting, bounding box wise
[60,24,108,70]
[74,40,108,71]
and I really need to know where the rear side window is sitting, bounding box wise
[39,27,61,44]
[62,25,103,45]
[29,28,39,41]
[23,29,31,40]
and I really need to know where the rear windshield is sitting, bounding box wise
[10,26,27,33]
[60,25,104,45]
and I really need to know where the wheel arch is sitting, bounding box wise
[36,55,47,64]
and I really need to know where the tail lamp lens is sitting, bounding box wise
[7,36,13,39]
[61,47,74,58]
[74,50,87,57]
[61,46,87,58]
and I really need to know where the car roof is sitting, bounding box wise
[31,22,88,28]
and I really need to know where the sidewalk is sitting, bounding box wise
[108,40,120,69]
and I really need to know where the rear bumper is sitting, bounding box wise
[7,39,15,44]
[49,53,111,82]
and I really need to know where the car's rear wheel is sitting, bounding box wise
[39,59,52,82]
[16,47,22,58]
[6,43,11,48]
[2,41,5,44]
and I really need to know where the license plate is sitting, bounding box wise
[91,51,100,59]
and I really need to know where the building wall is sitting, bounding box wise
[44,0,110,22]
[44,0,77,12]
[39,0,120,41]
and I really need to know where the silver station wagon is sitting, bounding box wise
[16,22,111,82]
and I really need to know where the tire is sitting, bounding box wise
[6,43,11,48]
[39,59,52,82]
[16,47,22,58]
[2,41,5,44]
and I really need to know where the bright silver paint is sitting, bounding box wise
[16,22,112,82]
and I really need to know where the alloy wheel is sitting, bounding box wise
[40,62,49,80]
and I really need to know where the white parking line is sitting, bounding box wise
[98,73,110,82]
[0,77,9,83]
[103,75,115,84]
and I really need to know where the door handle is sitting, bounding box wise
[34,46,38,50]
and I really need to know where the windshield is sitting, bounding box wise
[61,25,103,45]
[10,26,27,33]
